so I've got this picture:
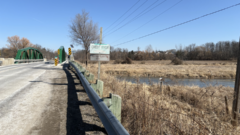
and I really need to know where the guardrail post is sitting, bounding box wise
[91,80,103,98]
[86,73,94,82]
[103,93,122,122]
[78,65,83,71]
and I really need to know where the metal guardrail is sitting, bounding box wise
[14,59,44,63]
[69,61,129,135]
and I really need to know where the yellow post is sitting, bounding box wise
[68,48,71,55]
[55,58,58,66]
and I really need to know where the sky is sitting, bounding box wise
[0,0,240,53]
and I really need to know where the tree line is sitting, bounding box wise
[175,40,239,60]
[0,35,57,60]
[73,40,239,62]
[73,44,175,62]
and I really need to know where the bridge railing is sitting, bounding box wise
[69,61,129,135]
[14,59,44,63]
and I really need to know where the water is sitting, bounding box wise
[116,76,235,88]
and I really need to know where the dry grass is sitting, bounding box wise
[76,61,240,134]
[100,60,237,79]
[107,60,236,65]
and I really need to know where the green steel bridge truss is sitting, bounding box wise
[58,46,66,63]
[15,47,43,63]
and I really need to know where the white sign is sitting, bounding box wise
[90,54,110,61]
[90,44,110,54]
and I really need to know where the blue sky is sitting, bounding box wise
[0,0,240,52]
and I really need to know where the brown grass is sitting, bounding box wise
[75,61,240,134]
[101,60,236,79]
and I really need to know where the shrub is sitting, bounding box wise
[114,59,122,64]
[171,57,183,65]
[122,57,133,64]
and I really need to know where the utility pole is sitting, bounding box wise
[98,27,102,80]
[232,37,240,126]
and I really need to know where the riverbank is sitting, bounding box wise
[76,60,240,134]
[100,60,237,79]
[116,76,235,87]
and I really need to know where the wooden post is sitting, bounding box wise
[98,27,102,80]
[159,78,163,95]
[225,96,229,115]
[232,37,240,126]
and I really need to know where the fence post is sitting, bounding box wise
[225,96,229,115]
[91,79,103,98]
[103,93,122,122]
[232,38,240,126]
[159,78,163,95]
[86,73,94,82]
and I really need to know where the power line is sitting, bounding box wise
[111,0,183,44]
[132,0,159,20]
[105,0,167,37]
[104,0,140,33]
[104,0,149,36]
[113,2,240,47]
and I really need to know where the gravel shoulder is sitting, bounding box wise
[28,64,106,135]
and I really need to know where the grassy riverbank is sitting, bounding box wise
[76,60,239,134]
[102,60,237,79]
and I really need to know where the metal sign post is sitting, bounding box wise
[98,52,101,80]
[89,29,111,81]
[98,27,102,80]
[89,28,110,80]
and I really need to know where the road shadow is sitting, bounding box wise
[63,64,106,135]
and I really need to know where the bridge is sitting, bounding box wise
[14,47,44,63]
[0,46,128,135]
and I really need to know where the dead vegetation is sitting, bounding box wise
[76,61,240,134]
[114,57,134,64]
[121,57,134,64]
[103,61,236,79]
[171,57,183,65]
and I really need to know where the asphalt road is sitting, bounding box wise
[0,61,55,134]
[0,61,106,135]
[0,61,53,103]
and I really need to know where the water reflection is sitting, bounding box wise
[116,76,235,88]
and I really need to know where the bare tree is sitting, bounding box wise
[6,35,33,57]
[69,10,99,67]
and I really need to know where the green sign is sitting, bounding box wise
[90,43,110,54]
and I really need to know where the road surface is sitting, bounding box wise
[0,61,106,135]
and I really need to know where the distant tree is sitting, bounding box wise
[69,10,99,67]
[6,35,33,57]
[128,50,134,60]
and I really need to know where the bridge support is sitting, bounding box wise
[58,46,66,63]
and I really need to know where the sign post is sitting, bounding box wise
[90,28,110,80]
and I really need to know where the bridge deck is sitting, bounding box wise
[0,62,106,135]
